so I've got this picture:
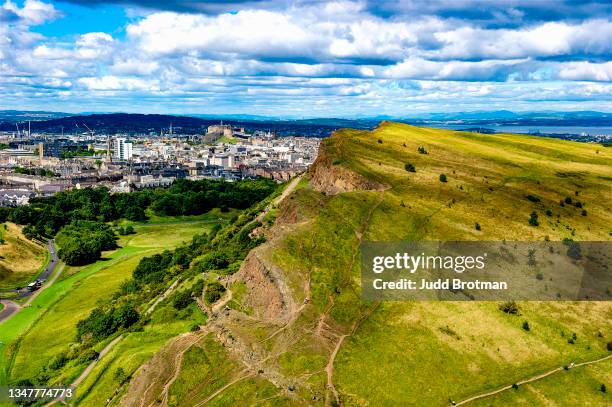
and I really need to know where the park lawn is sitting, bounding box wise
[1,219,219,387]
[0,222,47,290]
[9,251,153,383]
[121,207,237,226]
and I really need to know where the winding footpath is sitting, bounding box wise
[452,354,612,406]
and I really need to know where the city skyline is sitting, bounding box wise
[1,0,611,117]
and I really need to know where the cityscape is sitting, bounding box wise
[0,122,319,206]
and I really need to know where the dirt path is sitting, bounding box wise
[452,354,612,406]
[256,174,303,223]
[324,190,385,406]
[193,369,254,407]
[157,334,205,407]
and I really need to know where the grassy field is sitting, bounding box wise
[0,216,225,391]
[204,123,611,406]
[0,222,47,290]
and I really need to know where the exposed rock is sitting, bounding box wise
[308,134,387,194]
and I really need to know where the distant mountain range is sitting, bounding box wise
[0,110,609,137]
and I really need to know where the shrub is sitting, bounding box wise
[602,384,607,393]
[574,201,583,208]
[522,321,530,331]
[114,367,128,384]
[172,290,193,310]
[78,348,99,363]
[48,352,69,370]
[418,146,428,154]
[475,222,481,231]
[581,209,587,216]
[545,209,552,216]
[607,341,612,351]
[377,139,383,144]
[564,197,573,205]
[205,281,226,304]
[526,195,541,203]
[190,324,200,332]
[499,301,520,315]
[404,163,416,172]
[512,383,518,390]
[439,174,447,183]
[528,211,539,226]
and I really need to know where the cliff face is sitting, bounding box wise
[308,135,387,195]
[232,249,295,323]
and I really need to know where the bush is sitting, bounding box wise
[581,209,587,216]
[439,174,447,183]
[48,352,69,370]
[78,348,99,363]
[418,146,428,154]
[526,195,541,203]
[475,222,481,231]
[172,289,193,310]
[545,209,552,216]
[528,211,539,226]
[114,367,128,384]
[602,384,607,393]
[564,197,573,205]
[205,281,226,304]
[522,321,530,331]
[574,201,583,208]
[607,341,612,351]
[377,139,383,144]
[512,383,518,390]
[499,301,520,315]
[404,163,416,172]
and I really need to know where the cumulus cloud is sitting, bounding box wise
[0,0,610,115]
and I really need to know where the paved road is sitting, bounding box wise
[0,240,60,323]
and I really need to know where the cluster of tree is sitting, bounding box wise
[14,166,59,177]
[117,225,135,235]
[76,302,139,343]
[7,178,276,240]
[55,221,117,265]
[150,178,276,216]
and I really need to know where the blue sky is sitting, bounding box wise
[0,0,610,118]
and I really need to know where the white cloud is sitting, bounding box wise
[558,61,612,82]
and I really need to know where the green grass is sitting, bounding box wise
[0,223,47,290]
[0,216,223,388]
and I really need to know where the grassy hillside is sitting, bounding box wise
[0,222,47,290]
[120,123,611,407]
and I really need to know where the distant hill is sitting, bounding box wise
[0,113,376,137]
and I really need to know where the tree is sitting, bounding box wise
[172,290,193,310]
[404,163,416,172]
[418,146,428,154]
[522,321,530,331]
[475,222,481,231]
[439,174,447,183]
[205,281,226,304]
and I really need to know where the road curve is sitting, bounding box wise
[0,239,61,324]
